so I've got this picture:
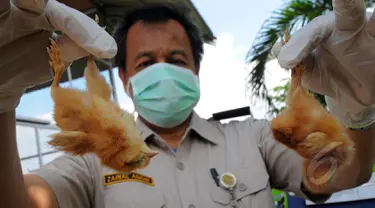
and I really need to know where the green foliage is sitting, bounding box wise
[246,0,375,114]
[267,79,290,117]
[267,80,328,116]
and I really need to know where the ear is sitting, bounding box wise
[118,68,133,97]
[48,131,94,155]
[118,67,126,83]
[195,66,200,75]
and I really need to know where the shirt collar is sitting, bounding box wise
[135,111,223,145]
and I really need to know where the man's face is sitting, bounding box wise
[119,19,198,97]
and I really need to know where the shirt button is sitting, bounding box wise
[176,161,184,170]
[188,204,196,208]
[238,183,247,192]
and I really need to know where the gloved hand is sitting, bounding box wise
[0,0,117,113]
[272,0,375,130]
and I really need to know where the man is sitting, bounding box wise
[1,0,375,208]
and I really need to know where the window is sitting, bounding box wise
[16,125,38,159]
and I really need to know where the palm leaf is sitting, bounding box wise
[246,0,375,111]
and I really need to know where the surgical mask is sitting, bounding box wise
[127,62,200,128]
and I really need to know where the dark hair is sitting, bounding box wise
[113,3,204,71]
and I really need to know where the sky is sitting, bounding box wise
[16,0,290,122]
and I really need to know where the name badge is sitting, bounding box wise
[102,172,155,187]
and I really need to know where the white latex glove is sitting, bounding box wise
[0,0,117,113]
[272,0,375,130]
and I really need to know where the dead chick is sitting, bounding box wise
[46,39,157,173]
[270,30,355,193]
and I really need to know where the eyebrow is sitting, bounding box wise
[134,49,188,62]
[135,51,154,62]
[169,49,188,59]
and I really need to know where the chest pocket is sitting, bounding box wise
[210,166,274,208]
[103,181,166,208]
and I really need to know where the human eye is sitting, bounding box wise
[136,60,155,69]
[169,59,187,66]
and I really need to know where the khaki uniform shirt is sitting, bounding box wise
[31,111,330,208]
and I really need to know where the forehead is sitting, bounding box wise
[126,19,192,56]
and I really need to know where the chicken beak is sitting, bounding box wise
[141,143,158,158]
[147,151,158,158]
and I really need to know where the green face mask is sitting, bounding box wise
[127,62,200,128]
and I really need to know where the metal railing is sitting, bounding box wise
[16,116,61,173]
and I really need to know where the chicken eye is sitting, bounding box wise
[135,158,145,164]
[126,157,145,166]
